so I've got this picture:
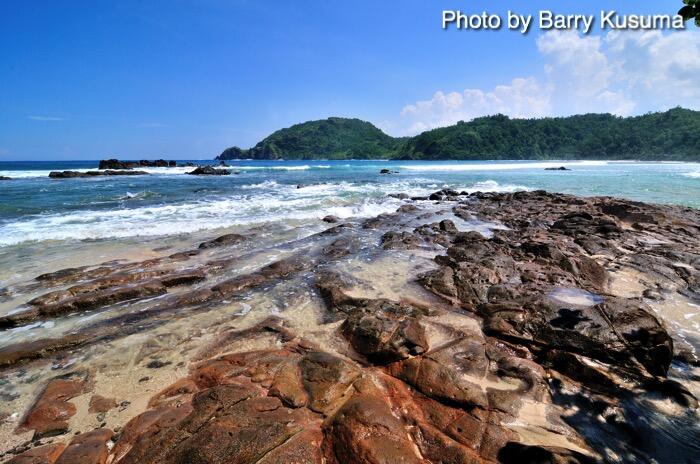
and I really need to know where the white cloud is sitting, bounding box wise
[604,30,700,105]
[393,29,700,135]
[536,31,634,115]
[28,115,64,121]
[400,77,551,134]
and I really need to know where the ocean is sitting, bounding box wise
[2,159,699,249]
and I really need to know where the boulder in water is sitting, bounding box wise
[187,166,231,176]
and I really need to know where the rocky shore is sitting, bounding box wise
[98,159,177,170]
[48,170,150,179]
[0,190,699,463]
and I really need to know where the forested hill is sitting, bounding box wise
[218,117,404,160]
[216,108,700,161]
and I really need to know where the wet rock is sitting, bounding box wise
[599,297,673,376]
[396,204,418,213]
[2,281,168,327]
[146,360,172,369]
[0,176,12,180]
[428,189,461,201]
[380,231,422,250]
[257,428,324,464]
[6,443,66,464]
[388,341,490,409]
[323,237,360,259]
[544,166,571,171]
[341,302,428,363]
[418,267,457,300]
[98,159,139,169]
[99,159,176,169]
[28,269,175,308]
[198,233,246,249]
[322,215,339,223]
[362,213,401,230]
[158,270,206,287]
[187,166,231,175]
[315,272,356,313]
[268,361,308,408]
[35,267,92,282]
[439,219,458,233]
[48,170,149,178]
[212,257,308,296]
[324,393,423,464]
[300,352,360,414]
[148,379,198,408]
[0,335,87,367]
[55,428,113,464]
[18,378,85,438]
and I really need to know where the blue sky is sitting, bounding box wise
[1,0,697,160]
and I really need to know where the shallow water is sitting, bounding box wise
[2,160,700,251]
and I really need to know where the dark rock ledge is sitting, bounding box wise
[3,190,700,464]
[99,159,177,169]
[48,170,149,178]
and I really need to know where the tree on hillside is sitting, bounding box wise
[679,0,700,26]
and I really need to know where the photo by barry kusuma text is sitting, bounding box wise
[442,9,687,34]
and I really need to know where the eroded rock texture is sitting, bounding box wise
[3,190,700,463]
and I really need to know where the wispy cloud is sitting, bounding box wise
[139,122,168,128]
[28,115,64,121]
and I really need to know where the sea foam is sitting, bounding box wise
[0,178,525,247]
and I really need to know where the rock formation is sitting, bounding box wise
[1,190,699,463]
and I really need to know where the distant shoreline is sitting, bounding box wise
[217,108,700,162]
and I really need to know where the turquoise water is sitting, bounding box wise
[1,159,699,248]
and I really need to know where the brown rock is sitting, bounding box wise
[341,306,428,363]
[324,393,423,464]
[198,233,246,249]
[0,335,87,367]
[55,428,114,464]
[300,352,360,414]
[88,395,117,414]
[268,361,308,408]
[7,443,66,464]
[18,378,85,438]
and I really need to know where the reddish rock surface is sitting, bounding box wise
[3,190,700,463]
[55,429,113,464]
[7,443,65,464]
[88,395,117,414]
[17,378,85,438]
